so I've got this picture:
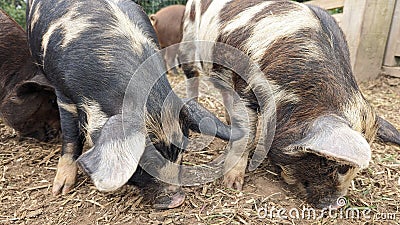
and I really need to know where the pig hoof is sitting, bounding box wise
[152,190,185,209]
[52,155,78,196]
[223,170,244,191]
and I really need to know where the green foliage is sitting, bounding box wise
[136,0,342,15]
[0,0,342,29]
[328,7,343,15]
[134,0,188,14]
[290,0,343,14]
[0,0,27,29]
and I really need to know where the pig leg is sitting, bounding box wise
[211,65,235,125]
[182,63,200,100]
[164,45,179,74]
[223,99,258,190]
[52,94,83,195]
[221,90,234,125]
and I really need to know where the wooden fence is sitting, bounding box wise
[306,0,400,81]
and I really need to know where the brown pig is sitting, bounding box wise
[149,5,185,74]
[0,9,60,141]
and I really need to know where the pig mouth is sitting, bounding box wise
[304,192,347,210]
[152,189,185,209]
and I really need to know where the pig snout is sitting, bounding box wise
[315,196,347,210]
[329,198,346,210]
[153,186,185,209]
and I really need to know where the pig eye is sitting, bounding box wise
[49,99,58,107]
[9,96,21,104]
[338,165,350,174]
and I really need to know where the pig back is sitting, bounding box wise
[151,5,185,48]
[27,0,161,112]
[185,0,377,146]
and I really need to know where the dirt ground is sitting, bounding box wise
[0,73,399,225]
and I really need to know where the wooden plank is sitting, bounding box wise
[383,0,400,66]
[382,66,400,78]
[396,42,400,57]
[342,0,396,81]
[305,0,344,10]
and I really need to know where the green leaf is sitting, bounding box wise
[0,0,27,29]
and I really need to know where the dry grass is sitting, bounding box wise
[0,73,399,225]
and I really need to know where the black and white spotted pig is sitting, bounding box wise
[0,9,60,141]
[27,0,239,209]
[180,0,400,208]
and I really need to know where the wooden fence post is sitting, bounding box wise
[382,0,400,77]
[342,0,396,81]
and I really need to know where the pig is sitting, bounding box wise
[179,0,400,208]
[149,5,185,74]
[26,0,240,209]
[0,9,60,141]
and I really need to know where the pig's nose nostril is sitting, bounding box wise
[153,189,185,209]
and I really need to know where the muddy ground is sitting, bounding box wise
[0,73,399,225]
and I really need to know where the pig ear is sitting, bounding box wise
[376,116,400,145]
[77,114,146,192]
[17,72,54,95]
[291,115,371,168]
[180,99,243,141]
[149,14,157,25]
